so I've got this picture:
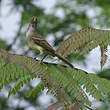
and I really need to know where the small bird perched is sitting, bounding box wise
[26,16,74,68]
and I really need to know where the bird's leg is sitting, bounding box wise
[41,55,47,62]
[34,53,40,60]
[34,57,36,60]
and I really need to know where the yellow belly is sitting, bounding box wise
[28,40,43,54]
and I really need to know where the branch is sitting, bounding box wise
[0,49,75,109]
[0,49,92,109]
[0,49,89,74]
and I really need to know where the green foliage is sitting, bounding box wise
[47,65,91,106]
[1,0,110,109]
[0,58,35,96]
[88,74,110,97]
[95,0,110,7]
[56,27,110,59]
[8,74,35,97]
[67,69,104,101]
[0,50,110,109]
[98,69,110,80]
[27,82,45,98]
[0,39,7,49]
[0,97,9,110]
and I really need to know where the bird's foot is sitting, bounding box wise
[41,55,47,62]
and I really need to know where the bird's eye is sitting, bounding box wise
[31,23,37,29]
[32,24,34,27]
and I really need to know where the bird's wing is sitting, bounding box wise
[31,35,55,54]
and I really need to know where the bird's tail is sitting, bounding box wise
[55,53,74,68]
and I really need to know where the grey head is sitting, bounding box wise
[26,16,38,37]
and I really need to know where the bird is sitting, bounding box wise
[26,16,74,68]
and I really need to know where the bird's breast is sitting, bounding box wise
[28,38,43,54]
[26,30,33,39]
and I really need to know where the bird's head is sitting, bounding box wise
[27,16,38,33]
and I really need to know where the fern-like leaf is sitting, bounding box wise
[56,27,110,59]
[0,49,110,109]
[8,74,35,97]
[27,82,45,98]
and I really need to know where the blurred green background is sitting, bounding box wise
[0,0,110,109]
